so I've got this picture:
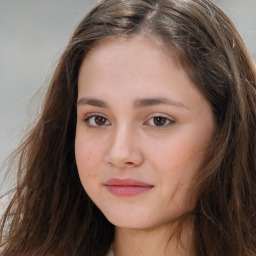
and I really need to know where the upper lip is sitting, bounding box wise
[105,178,153,187]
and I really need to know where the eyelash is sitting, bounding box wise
[84,113,111,127]
[83,113,175,128]
[144,114,175,128]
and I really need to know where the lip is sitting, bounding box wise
[104,178,153,196]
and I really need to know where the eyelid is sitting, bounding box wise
[83,112,106,119]
[144,113,175,128]
[83,113,111,127]
[81,112,175,128]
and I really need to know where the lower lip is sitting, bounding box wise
[105,185,153,196]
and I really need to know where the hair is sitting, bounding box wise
[1,0,256,255]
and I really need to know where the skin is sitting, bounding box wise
[75,36,216,255]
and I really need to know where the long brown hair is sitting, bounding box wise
[1,0,256,255]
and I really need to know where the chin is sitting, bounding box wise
[100,208,174,230]
[107,216,153,229]
[99,206,154,229]
[99,202,195,231]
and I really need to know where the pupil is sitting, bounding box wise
[95,116,106,125]
[153,117,166,126]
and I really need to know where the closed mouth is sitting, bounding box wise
[104,178,153,196]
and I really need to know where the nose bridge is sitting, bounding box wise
[114,123,133,149]
[105,122,143,167]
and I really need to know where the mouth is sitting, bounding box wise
[104,178,154,196]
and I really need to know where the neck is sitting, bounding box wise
[112,217,195,256]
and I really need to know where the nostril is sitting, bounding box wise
[104,148,144,168]
[125,162,134,166]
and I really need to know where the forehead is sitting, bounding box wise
[77,36,209,115]
[83,35,180,65]
[78,35,186,89]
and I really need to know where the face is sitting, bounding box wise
[75,36,216,230]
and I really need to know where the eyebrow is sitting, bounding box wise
[77,97,188,109]
[77,97,109,108]
[133,97,188,109]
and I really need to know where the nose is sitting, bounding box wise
[104,125,144,168]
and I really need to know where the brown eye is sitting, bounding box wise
[145,115,174,128]
[85,115,110,127]
[95,116,107,125]
[153,116,167,126]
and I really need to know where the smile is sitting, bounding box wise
[104,178,154,196]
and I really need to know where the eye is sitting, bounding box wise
[84,115,111,127]
[146,115,174,128]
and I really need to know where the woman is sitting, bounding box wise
[1,0,256,255]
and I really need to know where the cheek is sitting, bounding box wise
[148,132,208,177]
[146,128,210,206]
[75,133,102,181]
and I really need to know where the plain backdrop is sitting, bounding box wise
[0,0,256,194]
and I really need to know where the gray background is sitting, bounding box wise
[0,0,256,194]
